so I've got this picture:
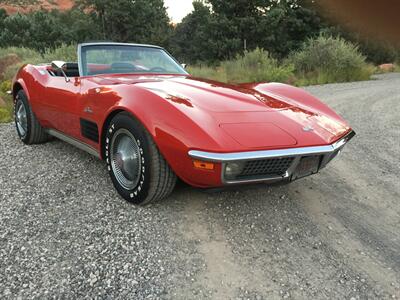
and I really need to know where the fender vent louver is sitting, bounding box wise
[80,119,99,143]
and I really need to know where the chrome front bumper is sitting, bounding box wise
[189,131,356,184]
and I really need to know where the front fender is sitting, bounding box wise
[100,86,228,187]
[251,82,347,124]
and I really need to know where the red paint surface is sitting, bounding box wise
[13,65,352,187]
[220,123,297,148]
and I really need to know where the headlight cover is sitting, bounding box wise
[224,161,245,180]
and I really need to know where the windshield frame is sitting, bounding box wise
[77,42,189,77]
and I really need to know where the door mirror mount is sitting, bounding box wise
[51,61,70,82]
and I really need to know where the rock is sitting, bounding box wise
[89,273,98,286]
[378,63,395,72]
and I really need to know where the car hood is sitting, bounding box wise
[98,75,351,149]
[96,74,299,112]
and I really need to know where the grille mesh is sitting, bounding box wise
[237,157,295,179]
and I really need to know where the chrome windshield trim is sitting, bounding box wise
[77,42,188,77]
[189,130,355,162]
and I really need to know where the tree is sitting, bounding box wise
[28,11,65,50]
[56,9,102,45]
[206,0,322,59]
[170,1,215,63]
[0,8,102,51]
[257,2,322,58]
[0,13,31,48]
[78,0,172,47]
[171,0,323,63]
[0,8,6,29]
[206,0,272,55]
[171,1,251,64]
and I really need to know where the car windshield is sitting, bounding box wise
[80,44,188,76]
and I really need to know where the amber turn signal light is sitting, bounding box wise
[193,160,215,170]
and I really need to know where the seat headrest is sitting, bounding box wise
[63,63,79,71]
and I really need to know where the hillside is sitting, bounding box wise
[0,0,74,14]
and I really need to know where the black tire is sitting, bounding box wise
[105,112,177,205]
[14,90,49,144]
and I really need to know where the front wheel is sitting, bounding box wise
[105,112,177,205]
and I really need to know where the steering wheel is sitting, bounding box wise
[149,67,167,73]
[111,62,137,72]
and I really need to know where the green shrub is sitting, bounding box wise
[3,64,23,82]
[0,47,42,82]
[189,49,294,84]
[289,36,373,85]
[188,65,227,82]
[0,106,12,123]
[0,44,77,82]
[0,44,77,122]
[0,47,39,63]
[42,44,77,63]
[0,80,11,93]
[222,48,294,83]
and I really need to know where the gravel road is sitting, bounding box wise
[1,73,399,299]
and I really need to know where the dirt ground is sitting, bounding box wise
[0,73,399,299]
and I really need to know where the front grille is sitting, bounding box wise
[237,157,295,179]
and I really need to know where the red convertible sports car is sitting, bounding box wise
[12,42,355,205]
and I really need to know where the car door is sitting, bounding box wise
[43,75,81,138]
[76,75,126,150]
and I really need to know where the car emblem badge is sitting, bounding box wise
[303,126,314,132]
[84,107,93,114]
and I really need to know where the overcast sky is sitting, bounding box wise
[164,0,194,23]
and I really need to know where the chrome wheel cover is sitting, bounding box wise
[110,129,142,190]
[16,100,28,137]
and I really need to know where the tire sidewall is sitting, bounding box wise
[105,114,151,204]
[14,90,32,144]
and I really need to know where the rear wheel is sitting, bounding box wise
[105,112,177,205]
[14,90,49,144]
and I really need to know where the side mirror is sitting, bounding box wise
[51,60,70,82]
[181,63,187,69]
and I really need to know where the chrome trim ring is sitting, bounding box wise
[110,129,142,190]
[15,100,28,138]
